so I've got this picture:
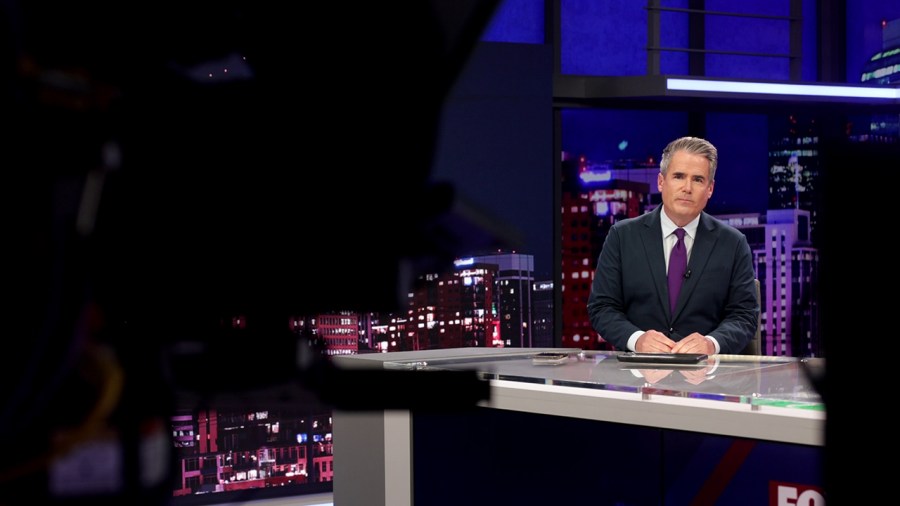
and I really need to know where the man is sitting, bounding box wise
[586,136,758,355]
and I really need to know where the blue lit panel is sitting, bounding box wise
[704,0,793,80]
[481,0,545,43]
[559,0,820,81]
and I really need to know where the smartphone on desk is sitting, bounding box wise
[616,352,708,365]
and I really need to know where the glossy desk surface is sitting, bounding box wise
[378,349,824,413]
[332,349,825,506]
[336,348,825,446]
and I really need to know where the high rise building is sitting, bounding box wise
[768,114,824,246]
[531,280,555,348]
[313,312,359,356]
[360,311,416,353]
[858,17,900,141]
[860,17,900,86]
[720,209,820,357]
[760,209,820,357]
[560,154,651,349]
[402,262,497,350]
[362,252,534,351]
[469,253,535,348]
[170,408,330,496]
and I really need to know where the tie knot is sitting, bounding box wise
[674,228,685,240]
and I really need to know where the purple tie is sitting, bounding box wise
[668,228,687,314]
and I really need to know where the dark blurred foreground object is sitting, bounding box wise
[3,1,501,503]
[818,138,900,504]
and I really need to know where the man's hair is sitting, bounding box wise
[660,136,718,181]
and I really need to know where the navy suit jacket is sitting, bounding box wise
[587,207,758,354]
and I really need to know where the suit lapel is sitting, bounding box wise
[640,208,669,318]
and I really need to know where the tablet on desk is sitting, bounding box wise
[616,352,708,364]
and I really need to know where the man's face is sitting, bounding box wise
[657,150,714,226]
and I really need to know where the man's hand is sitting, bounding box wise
[670,332,716,355]
[638,368,674,384]
[635,330,676,352]
[679,365,713,385]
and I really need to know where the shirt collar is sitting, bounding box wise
[660,208,700,240]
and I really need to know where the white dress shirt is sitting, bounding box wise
[626,209,720,353]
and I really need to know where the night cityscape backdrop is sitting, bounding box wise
[167,1,900,503]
